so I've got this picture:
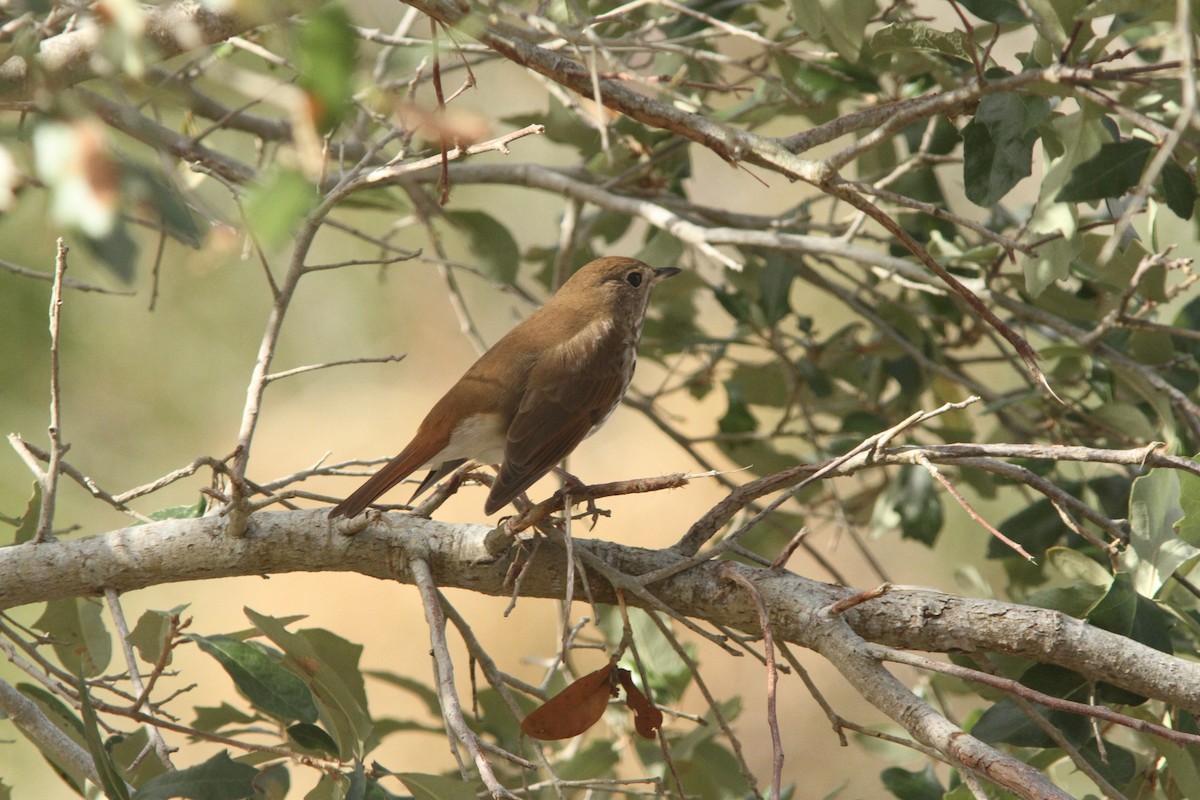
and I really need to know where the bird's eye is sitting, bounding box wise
[626,271,643,287]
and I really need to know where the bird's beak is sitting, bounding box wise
[652,267,682,284]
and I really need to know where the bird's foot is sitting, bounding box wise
[550,468,608,530]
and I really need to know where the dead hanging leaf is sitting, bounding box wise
[616,668,663,740]
[521,662,617,740]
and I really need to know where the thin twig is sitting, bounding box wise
[916,455,1035,563]
[722,566,782,800]
[410,554,525,797]
[103,589,176,770]
[875,647,1200,748]
[35,240,69,543]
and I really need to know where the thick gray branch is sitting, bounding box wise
[1,510,1195,716]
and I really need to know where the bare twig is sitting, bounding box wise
[410,554,526,797]
[0,257,133,294]
[103,589,176,770]
[916,455,1035,562]
[876,647,1200,749]
[722,566,783,800]
[34,240,69,543]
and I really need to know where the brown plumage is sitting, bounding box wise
[329,256,680,518]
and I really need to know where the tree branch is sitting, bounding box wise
[2,512,1196,718]
[0,2,275,97]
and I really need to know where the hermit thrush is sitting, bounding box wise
[329,256,680,518]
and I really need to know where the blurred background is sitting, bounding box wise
[3,0,1198,798]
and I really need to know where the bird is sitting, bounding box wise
[329,256,681,518]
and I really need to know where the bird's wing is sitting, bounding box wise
[485,320,629,514]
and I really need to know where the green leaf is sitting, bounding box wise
[364,671,441,717]
[1078,738,1137,789]
[956,0,1027,23]
[872,466,943,547]
[756,255,793,326]
[252,762,290,800]
[191,703,257,734]
[718,380,758,436]
[1056,139,1154,202]
[76,672,130,800]
[987,497,1064,560]
[971,695,1090,748]
[108,728,167,786]
[962,92,1052,206]
[243,609,373,760]
[1087,572,1173,654]
[294,3,357,131]
[642,737,752,797]
[729,362,788,408]
[1159,741,1200,800]
[190,634,320,724]
[871,22,977,64]
[141,498,206,524]
[503,97,597,152]
[788,0,877,62]
[1120,468,1200,597]
[298,629,369,711]
[13,482,39,545]
[598,607,692,703]
[1161,159,1197,220]
[880,764,943,800]
[470,687,530,754]
[556,739,619,781]
[634,228,684,270]
[1023,546,1110,616]
[123,161,209,248]
[288,723,341,757]
[443,210,520,284]
[1179,456,1200,547]
[302,773,345,800]
[1076,0,1171,18]
[714,284,755,325]
[34,598,112,677]
[243,168,320,248]
[894,466,943,547]
[1021,109,1107,294]
[80,221,140,283]
[1090,401,1157,443]
[132,751,258,800]
[128,606,187,666]
[395,773,481,800]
